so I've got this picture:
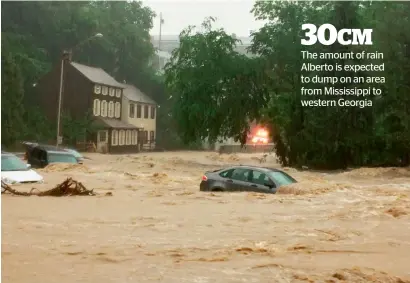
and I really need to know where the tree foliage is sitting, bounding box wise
[165,17,268,145]
[164,1,410,169]
[1,1,173,148]
[1,50,26,146]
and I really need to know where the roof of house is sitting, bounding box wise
[121,84,156,105]
[96,117,141,129]
[70,62,124,88]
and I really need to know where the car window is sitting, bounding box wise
[65,149,82,158]
[48,154,78,164]
[268,171,297,186]
[219,169,234,178]
[251,170,271,185]
[1,155,29,171]
[231,168,251,182]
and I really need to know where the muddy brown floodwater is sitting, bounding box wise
[2,151,410,283]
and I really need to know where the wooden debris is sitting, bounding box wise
[1,178,103,197]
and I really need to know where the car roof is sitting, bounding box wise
[47,150,74,155]
[222,165,284,173]
[1,152,15,157]
[33,144,68,152]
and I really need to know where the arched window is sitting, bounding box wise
[108,101,114,118]
[94,85,101,94]
[109,88,115,97]
[93,99,101,116]
[102,86,108,95]
[101,100,108,117]
[114,102,121,118]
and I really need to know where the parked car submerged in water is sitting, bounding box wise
[24,144,78,168]
[200,165,297,194]
[1,152,44,185]
[63,148,85,164]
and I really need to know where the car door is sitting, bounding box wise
[249,170,277,193]
[229,168,253,191]
[217,168,237,191]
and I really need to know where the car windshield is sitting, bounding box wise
[48,153,78,164]
[268,171,297,186]
[1,155,29,171]
[64,149,82,158]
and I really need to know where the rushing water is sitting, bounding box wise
[2,152,410,283]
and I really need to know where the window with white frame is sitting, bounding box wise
[151,106,156,119]
[144,105,149,119]
[93,99,101,116]
[109,87,115,97]
[114,102,121,118]
[126,130,132,145]
[119,130,125,145]
[111,130,118,146]
[108,101,114,118]
[129,103,135,118]
[102,86,108,95]
[94,84,101,94]
[101,100,108,117]
[115,89,121,97]
[132,130,138,145]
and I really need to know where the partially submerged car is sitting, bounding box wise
[63,148,85,164]
[200,165,297,194]
[25,144,78,168]
[1,152,44,185]
[22,142,85,164]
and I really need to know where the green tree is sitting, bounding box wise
[1,50,26,146]
[164,17,267,145]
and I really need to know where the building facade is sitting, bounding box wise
[121,84,157,150]
[35,52,153,153]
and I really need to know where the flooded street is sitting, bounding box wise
[2,151,410,283]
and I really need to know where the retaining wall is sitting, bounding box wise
[218,144,275,154]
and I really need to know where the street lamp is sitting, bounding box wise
[56,33,103,147]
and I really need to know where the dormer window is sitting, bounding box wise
[115,89,121,97]
[102,86,108,95]
[94,85,101,94]
[109,87,115,97]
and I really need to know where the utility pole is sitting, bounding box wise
[157,12,164,72]
[159,12,163,51]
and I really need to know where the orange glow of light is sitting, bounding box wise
[252,137,259,143]
[255,128,268,137]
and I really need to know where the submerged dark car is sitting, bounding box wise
[63,148,85,164]
[200,165,297,194]
[25,144,78,168]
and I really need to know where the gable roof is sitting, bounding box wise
[70,62,124,88]
[121,84,156,105]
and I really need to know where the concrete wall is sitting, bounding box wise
[218,144,275,154]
